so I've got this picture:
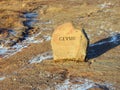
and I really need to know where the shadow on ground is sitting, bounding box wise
[87,34,120,60]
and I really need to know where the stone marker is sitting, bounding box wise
[51,22,88,61]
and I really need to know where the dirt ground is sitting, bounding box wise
[0,0,120,90]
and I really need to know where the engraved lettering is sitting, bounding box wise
[59,37,75,41]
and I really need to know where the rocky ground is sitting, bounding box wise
[0,0,120,90]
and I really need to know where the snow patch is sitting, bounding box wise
[55,79,93,90]
[110,35,118,43]
[0,46,8,55]
[90,34,120,47]
[55,78,115,90]
[23,13,38,18]
[23,12,38,27]
[0,77,6,81]
[99,2,113,9]
[29,51,53,64]
[1,32,44,58]
[0,12,52,58]
[0,32,51,58]
[43,35,51,41]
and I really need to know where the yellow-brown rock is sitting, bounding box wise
[51,22,88,61]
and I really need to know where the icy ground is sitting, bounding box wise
[55,78,115,90]
[0,12,51,58]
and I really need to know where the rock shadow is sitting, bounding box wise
[86,34,120,60]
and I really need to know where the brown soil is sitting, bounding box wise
[0,0,120,90]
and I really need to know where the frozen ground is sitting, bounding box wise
[0,77,6,81]
[0,0,120,90]
[29,51,53,64]
[0,12,51,58]
[55,78,114,90]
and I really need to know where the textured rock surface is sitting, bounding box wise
[51,22,88,61]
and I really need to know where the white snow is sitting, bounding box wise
[0,47,8,55]
[1,32,49,58]
[23,13,38,18]
[43,35,51,41]
[110,35,118,43]
[0,77,6,81]
[23,12,38,27]
[55,78,115,90]
[89,41,107,47]
[0,34,50,59]
[55,79,94,90]
[29,51,53,64]
[0,12,52,58]
[99,2,112,9]
[90,34,120,47]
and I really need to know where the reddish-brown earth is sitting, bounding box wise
[0,0,120,90]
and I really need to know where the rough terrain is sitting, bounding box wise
[0,0,120,90]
